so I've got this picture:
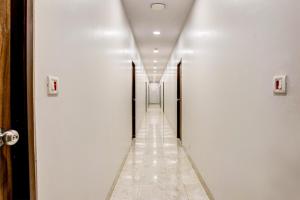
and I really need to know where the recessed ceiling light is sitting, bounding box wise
[151,3,166,11]
[153,31,161,36]
[153,48,159,53]
[153,66,157,69]
[153,60,158,63]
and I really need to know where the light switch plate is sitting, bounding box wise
[273,75,287,95]
[47,75,59,95]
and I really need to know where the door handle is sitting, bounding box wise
[0,129,19,147]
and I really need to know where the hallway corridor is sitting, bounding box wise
[110,106,209,200]
[2,0,300,199]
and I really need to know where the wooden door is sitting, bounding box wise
[159,84,162,108]
[162,82,165,113]
[0,0,13,198]
[10,0,32,198]
[132,62,136,139]
[145,82,148,112]
[177,61,182,140]
[0,0,33,199]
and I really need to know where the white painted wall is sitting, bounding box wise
[162,0,300,200]
[161,66,177,132]
[149,83,160,104]
[136,69,148,131]
[34,0,147,199]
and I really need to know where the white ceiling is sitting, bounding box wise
[122,0,195,82]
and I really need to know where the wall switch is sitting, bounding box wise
[273,75,287,95]
[47,75,59,95]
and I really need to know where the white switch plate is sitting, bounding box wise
[47,75,59,95]
[273,75,287,95]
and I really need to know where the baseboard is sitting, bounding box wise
[105,139,134,200]
[182,146,215,200]
[162,112,177,136]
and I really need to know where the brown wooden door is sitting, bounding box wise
[145,82,148,112]
[159,84,162,108]
[132,62,136,138]
[0,0,12,200]
[0,0,13,198]
[0,0,33,199]
[162,82,165,113]
[177,61,182,140]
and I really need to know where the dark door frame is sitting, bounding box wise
[10,0,36,199]
[26,0,37,199]
[132,62,136,139]
[162,82,165,113]
[177,60,182,140]
[159,84,162,108]
[145,82,148,112]
[147,84,150,107]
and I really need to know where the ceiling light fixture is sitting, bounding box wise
[153,31,161,36]
[151,3,166,11]
[153,48,159,53]
[153,60,158,63]
[153,66,157,69]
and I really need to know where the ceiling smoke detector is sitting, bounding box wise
[151,3,166,11]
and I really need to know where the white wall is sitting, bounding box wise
[161,63,177,132]
[162,0,300,200]
[136,69,148,131]
[149,83,160,104]
[34,0,147,199]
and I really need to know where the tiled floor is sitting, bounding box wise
[110,105,209,200]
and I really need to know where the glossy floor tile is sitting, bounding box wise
[110,105,209,200]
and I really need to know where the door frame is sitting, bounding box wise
[132,62,136,139]
[177,60,182,140]
[159,84,162,108]
[26,0,37,199]
[145,82,148,112]
[162,82,165,113]
[11,0,36,199]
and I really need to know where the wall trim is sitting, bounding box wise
[105,140,134,200]
[182,146,215,200]
[163,112,176,136]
